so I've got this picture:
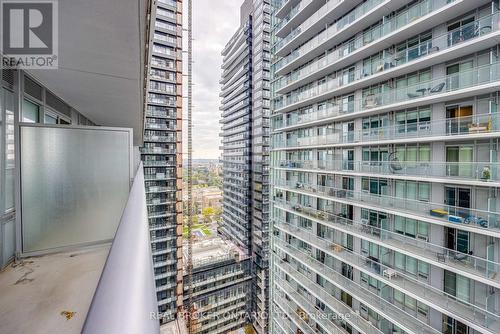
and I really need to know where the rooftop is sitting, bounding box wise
[0,246,110,334]
[160,318,188,334]
[183,233,248,271]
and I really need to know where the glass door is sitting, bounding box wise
[446,61,473,91]
[446,146,473,177]
[342,149,354,170]
[446,105,473,134]
[342,121,354,143]
[445,186,471,217]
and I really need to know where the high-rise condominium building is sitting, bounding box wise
[220,0,271,333]
[141,0,184,323]
[270,1,500,334]
[0,1,163,333]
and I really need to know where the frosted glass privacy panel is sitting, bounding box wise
[20,125,131,253]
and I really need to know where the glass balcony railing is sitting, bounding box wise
[143,160,176,167]
[145,186,170,193]
[274,0,451,72]
[275,12,499,92]
[273,227,500,331]
[274,238,439,334]
[276,291,319,334]
[274,0,385,56]
[144,123,175,130]
[275,159,500,182]
[274,61,500,113]
[275,0,315,32]
[143,135,176,142]
[145,110,176,118]
[273,270,382,334]
[274,275,353,334]
[274,181,500,231]
[274,112,500,145]
[141,147,176,155]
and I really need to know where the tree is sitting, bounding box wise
[213,207,222,221]
[202,207,215,222]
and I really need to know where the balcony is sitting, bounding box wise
[145,123,175,131]
[274,276,352,334]
[275,61,500,115]
[275,0,385,59]
[0,125,159,333]
[274,0,301,19]
[143,135,176,143]
[143,160,177,167]
[141,147,176,155]
[145,110,176,119]
[274,180,500,234]
[273,198,500,287]
[275,12,500,95]
[275,159,500,185]
[277,114,500,150]
[274,238,439,334]
[275,0,333,38]
[273,293,316,334]
[274,221,500,334]
[275,0,488,76]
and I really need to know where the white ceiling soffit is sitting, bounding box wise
[27,0,147,144]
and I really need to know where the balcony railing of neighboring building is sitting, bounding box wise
[272,198,500,286]
[275,6,497,89]
[274,61,500,113]
[274,219,500,332]
[275,159,500,183]
[273,179,500,233]
[274,110,500,145]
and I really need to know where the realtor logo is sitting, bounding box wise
[1,0,58,68]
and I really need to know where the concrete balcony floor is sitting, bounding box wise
[0,246,110,334]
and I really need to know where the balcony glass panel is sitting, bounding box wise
[274,0,451,73]
[274,181,500,232]
[20,125,132,253]
[274,62,500,122]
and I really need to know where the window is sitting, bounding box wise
[2,88,15,212]
[395,180,430,201]
[395,251,428,278]
[361,177,388,195]
[44,113,57,124]
[395,216,429,239]
[22,99,40,123]
[395,107,431,133]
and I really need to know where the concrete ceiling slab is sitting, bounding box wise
[27,0,147,144]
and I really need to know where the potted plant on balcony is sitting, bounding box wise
[481,166,491,181]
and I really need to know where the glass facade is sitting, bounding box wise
[140,0,183,323]
[270,1,500,334]
[220,1,270,332]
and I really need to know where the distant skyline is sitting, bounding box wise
[183,0,242,159]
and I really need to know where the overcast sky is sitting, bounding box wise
[183,0,242,160]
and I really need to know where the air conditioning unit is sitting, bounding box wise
[361,219,369,225]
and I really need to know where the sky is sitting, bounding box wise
[183,0,242,160]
